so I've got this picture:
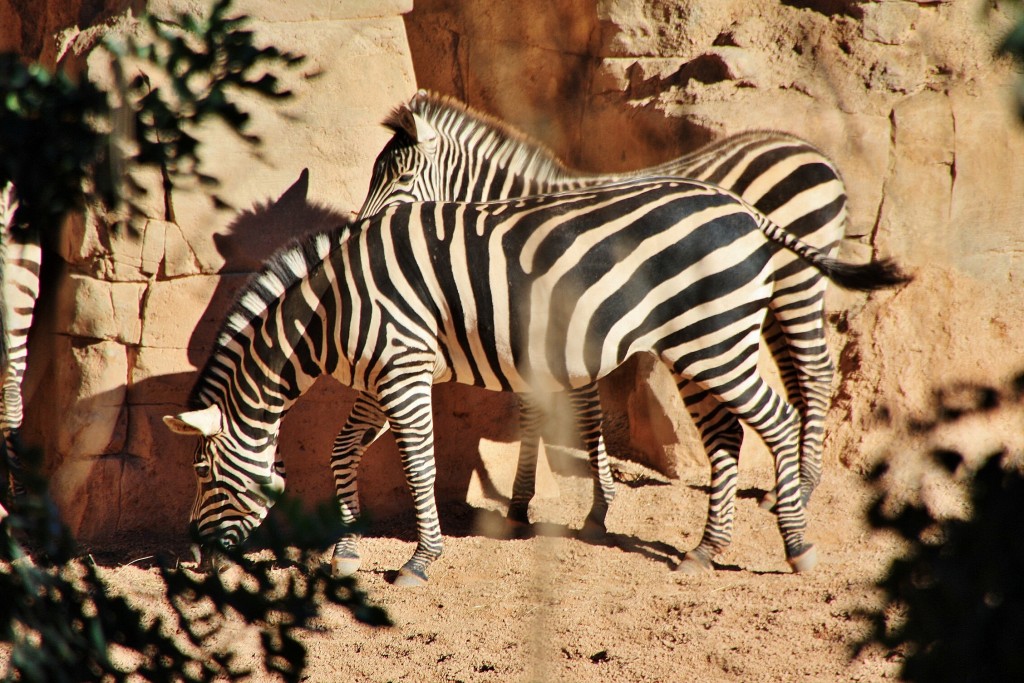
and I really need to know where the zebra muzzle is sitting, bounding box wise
[191,541,232,573]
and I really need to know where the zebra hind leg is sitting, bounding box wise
[569,383,615,539]
[674,383,743,575]
[2,428,27,508]
[768,286,835,508]
[675,373,817,574]
[757,316,799,512]
[509,386,615,539]
[506,397,544,536]
[329,395,388,577]
[745,386,817,572]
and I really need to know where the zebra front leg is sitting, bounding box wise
[383,379,444,587]
[674,383,744,575]
[507,396,543,533]
[330,395,389,577]
[569,383,615,539]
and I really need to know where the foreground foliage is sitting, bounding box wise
[0,0,303,234]
[858,375,1024,682]
[0,452,390,682]
[860,6,1024,677]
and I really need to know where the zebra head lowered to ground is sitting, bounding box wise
[165,178,907,586]
[325,91,852,576]
[164,402,286,556]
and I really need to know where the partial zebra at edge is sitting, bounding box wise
[0,181,41,511]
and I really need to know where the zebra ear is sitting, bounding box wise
[411,111,438,145]
[163,405,223,437]
[384,104,437,145]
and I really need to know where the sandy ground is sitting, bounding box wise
[82,444,905,683]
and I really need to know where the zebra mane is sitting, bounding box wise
[218,225,347,346]
[190,223,348,406]
[385,91,577,183]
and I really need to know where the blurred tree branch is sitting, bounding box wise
[855,374,1024,682]
[994,0,1024,120]
[0,0,304,235]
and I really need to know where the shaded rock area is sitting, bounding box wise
[3,0,1024,541]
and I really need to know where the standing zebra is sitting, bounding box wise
[329,91,849,574]
[165,178,906,586]
[0,182,37,510]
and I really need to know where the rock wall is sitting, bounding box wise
[13,0,435,539]
[7,0,1024,542]
[405,0,1024,473]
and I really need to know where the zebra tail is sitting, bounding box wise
[754,211,911,292]
[812,256,911,292]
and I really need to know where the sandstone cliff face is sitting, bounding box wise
[5,0,1024,540]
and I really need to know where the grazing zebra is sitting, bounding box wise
[164,178,906,586]
[0,182,37,510]
[329,91,849,570]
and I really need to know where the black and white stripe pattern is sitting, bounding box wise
[165,178,905,584]
[337,92,848,567]
[0,182,39,509]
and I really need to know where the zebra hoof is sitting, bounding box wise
[674,551,714,576]
[787,545,819,573]
[194,545,229,573]
[505,516,534,540]
[759,490,778,511]
[332,556,361,577]
[393,566,428,588]
[578,517,607,541]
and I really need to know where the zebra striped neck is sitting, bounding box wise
[405,92,588,189]
[189,224,348,413]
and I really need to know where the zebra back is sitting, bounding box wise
[196,178,888,414]
[358,91,847,253]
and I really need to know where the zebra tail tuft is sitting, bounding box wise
[817,256,912,292]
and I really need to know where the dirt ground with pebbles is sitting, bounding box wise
[87,445,905,683]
